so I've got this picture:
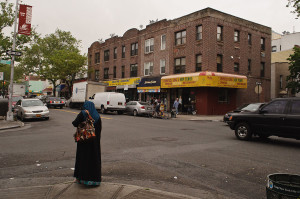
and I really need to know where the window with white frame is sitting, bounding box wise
[160,59,166,74]
[161,35,166,50]
[144,62,153,76]
[196,25,202,40]
[145,38,154,53]
[175,30,186,45]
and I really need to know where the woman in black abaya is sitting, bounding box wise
[72,101,102,186]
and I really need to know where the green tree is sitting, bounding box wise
[20,29,87,97]
[286,46,300,95]
[287,0,300,18]
[0,1,40,84]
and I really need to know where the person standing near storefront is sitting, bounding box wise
[178,96,182,113]
[173,98,179,115]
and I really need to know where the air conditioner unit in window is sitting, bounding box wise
[149,72,153,76]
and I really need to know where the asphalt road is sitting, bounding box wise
[0,108,299,199]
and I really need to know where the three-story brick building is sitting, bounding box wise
[88,8,271,115]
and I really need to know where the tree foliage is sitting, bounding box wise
[287,0,300,18]
[20,29,87,96]
[0,1,40,83]
[286,46,300,94]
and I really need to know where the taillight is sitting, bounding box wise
[50,100,52,103]
[107,101,110,105]
[61,101,64,103]
[141,106,145,109]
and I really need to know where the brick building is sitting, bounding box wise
[88,8,271,115]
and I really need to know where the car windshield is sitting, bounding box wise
[241,104,262,112]
[22,100,44,107]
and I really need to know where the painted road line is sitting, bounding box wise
[54,109,112,119]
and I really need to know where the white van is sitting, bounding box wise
[89,92,126,114]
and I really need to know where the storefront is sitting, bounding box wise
[103,77,140,101]
[161,71,247,115]
[137,76,167,103]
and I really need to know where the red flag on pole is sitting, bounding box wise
[18,4,32,35]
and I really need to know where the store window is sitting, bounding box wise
[218,89,229,103]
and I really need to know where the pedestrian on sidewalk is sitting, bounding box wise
[173,98,179,115]
[72,101,102,186]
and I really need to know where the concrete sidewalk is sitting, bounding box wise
[0,117,24,130]
[0,181,200,199]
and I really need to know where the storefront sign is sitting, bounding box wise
[137,76,161,93]
[161,72,247,89]
[103,77,140,87]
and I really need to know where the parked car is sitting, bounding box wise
[125,101,153,116]
[13,98,49,121]
[223,103,265,123]
[227,98,300,141]
[44,96,65,109]
[11,96,23,110]
[89,92,126,114]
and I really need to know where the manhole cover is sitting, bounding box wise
[152,137,178,142]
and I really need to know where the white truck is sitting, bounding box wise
[69,81,106,108]
[12,83,26,96]
[89,92,126,115]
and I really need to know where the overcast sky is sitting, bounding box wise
[4,0,300,54]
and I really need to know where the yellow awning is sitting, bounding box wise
[161,71,247,88]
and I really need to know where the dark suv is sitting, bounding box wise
[227,98,300,140]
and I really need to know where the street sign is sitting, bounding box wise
[0,60,11,65]
[6,50,22,56]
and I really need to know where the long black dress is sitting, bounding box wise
[72,111,102,185]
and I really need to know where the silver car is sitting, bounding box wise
[125,101,153,116]
[14,99,50,121]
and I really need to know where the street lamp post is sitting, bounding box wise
[6,0,19,121]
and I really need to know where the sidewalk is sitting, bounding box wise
[1,181,200,199]
[0,116,24,130]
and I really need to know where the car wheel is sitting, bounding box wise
[133,110,138,116]
[117,111,123,115]
[60,106,63,109]
[100,106,106,114]
[45,117,49,120]
[235,122,252,140]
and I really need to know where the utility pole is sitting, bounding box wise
[7,0,19,121]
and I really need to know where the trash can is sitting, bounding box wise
[0,98,8,117]
[266,173,300,199]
